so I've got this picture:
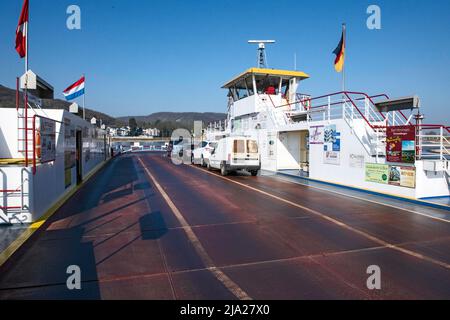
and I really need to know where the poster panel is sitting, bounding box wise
[386,126,416,163]
[365,163,389,184]
[39,117,56,163]
[349,154,365,168]
[388,166,416,188]
[309,125,324,145]
[324,125,341,165]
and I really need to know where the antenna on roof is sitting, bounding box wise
[248,40,275,68]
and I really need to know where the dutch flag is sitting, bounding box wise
[63,76,85,101]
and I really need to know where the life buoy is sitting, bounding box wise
[35,131,41,158]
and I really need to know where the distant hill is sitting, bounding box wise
[117,112,227,127]
[0,84,116,125]
[0,84,226,131]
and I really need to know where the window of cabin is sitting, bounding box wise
[245,77,254,96]
[235,80,248,100]
[255,75,282,95]
[281,79,290,98]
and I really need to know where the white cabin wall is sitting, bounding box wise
[1,109,110,224]
[0,108,21,159]
[276,132,301,170]
[415,161,449,198]
[257,129,277,172]
[308,119,416,198]
[232,96,257,118]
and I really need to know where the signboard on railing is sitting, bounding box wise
[39,117,56,163]
[386,126,416,163]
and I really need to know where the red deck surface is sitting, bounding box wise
[1,152,450,299]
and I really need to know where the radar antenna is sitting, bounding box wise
[248,40,275,68]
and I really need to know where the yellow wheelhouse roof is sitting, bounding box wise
[222,67,310,89]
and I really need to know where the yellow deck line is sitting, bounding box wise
[0,158,112,268]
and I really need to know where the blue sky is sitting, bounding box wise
[0,0,449,123]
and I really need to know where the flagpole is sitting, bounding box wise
[342,23,346,93]
[82,73,85,120]
[24,1,29,166]
[25,21,28,73]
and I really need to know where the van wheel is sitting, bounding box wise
[201,156,206,167]
[250,170,258,176]
[220,164,228,176]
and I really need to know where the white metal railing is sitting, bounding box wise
[417,127,450,162]
[0,168,30,224]
[341,100,386,161]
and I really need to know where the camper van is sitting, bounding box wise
[207,136,260,176]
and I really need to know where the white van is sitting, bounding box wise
[207,136,260,176]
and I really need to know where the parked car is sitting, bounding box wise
[170,139,184,158]
[192,141,218,166]
[207,136,260,176]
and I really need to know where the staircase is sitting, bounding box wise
[17,112,35,165]
[342,97,387,160]
[259,95,291,127]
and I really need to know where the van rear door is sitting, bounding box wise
[246,139,260,165]
[232,139,247,164]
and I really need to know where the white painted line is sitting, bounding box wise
[137,157,252,300]
[191,165,450,271]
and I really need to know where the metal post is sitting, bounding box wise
[24,75,28,167]
[328,96,331,121]
[440,126,444,161]
[376,132,379,164]
[32,115,36,175]
[82,74,86,120]
[342,23,346,93]
[364,97,369,120]
[25,19,28,74]
[16,77,19,111]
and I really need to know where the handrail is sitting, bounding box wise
[288,91,385,119]
[416,124,450,134]
[33,115,36,175]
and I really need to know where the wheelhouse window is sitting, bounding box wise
[231,76,254,101]
[254,75,284,95]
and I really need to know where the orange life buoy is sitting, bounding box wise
[35,131,41,158]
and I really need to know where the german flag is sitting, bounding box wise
[333,25,346,73]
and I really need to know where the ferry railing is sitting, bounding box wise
[291,91,414,127]
[0,168,30,223]
[284,91,382,127]
[368,94,412,126]
[416,125,450,162]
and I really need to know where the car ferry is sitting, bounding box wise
[206,45,450,201]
